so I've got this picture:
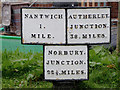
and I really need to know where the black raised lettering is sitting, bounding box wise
[46,60,49,65]
[48,50,52,55]
[69,15,73,19]
[61,61,65,65]
[79,60,84,64]
[61,70,66,75]
[73,15,77,19]
[24,14,29,18]
[76,70,80,74]
[45,15,49,18]
[31,34,36,38]
[47,70,50,74]
[47,34,51,39]
[34,14,38,18]
[56,60,60,65]
[103,24,107,28]
[82,34,87,38]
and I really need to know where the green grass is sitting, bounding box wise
[79,46,120,88]
[1,46,120,88]
[2,48,53,88]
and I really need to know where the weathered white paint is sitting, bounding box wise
[22,8,66,44]
[67,8,110,44]
[44,45,88,80]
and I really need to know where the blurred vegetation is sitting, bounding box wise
[78,46,120,88]
[1,46,120,88]
[2,48,52,88]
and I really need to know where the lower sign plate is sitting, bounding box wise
[44,45,88,80]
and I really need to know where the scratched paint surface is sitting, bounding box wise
[44,45,88,80]
[22,8,66,44]
[67,8,110,44]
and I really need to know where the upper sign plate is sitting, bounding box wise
[21,8,66,44]
[67,8,111,44]
[21,7,111,45]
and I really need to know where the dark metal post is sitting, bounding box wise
[52,2,80,89]
[53,81,79,89]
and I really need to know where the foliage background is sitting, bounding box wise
[1,46,120,88]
